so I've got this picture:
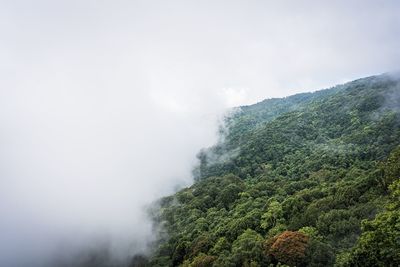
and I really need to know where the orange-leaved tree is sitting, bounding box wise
[265,231,309,267]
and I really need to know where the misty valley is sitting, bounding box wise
[2,1,400,267]
[3,1,400,266]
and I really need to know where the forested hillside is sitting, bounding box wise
[146,74,400,267]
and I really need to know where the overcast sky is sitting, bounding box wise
[1,0,400,266]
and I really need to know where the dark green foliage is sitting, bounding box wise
[304,239,335,267]
[230,229,266,266]
[337,149,400,267]
[148,74,400,266]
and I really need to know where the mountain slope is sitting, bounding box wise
[147,74,400,267]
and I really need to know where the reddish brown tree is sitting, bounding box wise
[265,231,309,267]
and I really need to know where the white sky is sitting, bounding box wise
[1,1,400,106]
[0,0,400,266]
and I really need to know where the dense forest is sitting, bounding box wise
[143,74,400,266]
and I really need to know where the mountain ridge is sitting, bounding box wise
[146,73,400,267]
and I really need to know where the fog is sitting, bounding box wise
[1,0,400,266]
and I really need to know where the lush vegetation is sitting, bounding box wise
[144,74,400,267]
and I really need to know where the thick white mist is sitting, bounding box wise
[0,64,232,265]
[0,8,232,265]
